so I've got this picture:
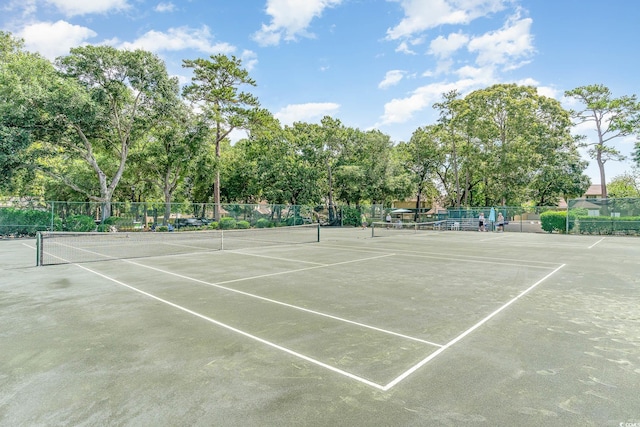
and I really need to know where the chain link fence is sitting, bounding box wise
[0,198,385,236]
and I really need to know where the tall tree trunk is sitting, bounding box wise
[596,148,607,198]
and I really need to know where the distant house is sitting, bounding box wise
[392,199,447,219]
[584,184,603,199]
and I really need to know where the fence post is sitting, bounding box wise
[36,232,42,266]
[50,201,54,231]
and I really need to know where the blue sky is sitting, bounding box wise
[2,0,639,184]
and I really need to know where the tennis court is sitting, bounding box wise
[1,227,639,426]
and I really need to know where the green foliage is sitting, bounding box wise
[576,216,640,235]
[236,220,250,229]
[565,84,640,197]
[256,218,271,228]
[540,211,574,233]
[102,216,119,225]
[0,34,600,210]
[206,222,219,230]
[156,225,169,232]
[219,217,236,229]
[340,206,362,227]
[64,215,96,232]
[607,172,640,198]
[0,207,58,235]
[285,217,305,226]
[96,224,110,232]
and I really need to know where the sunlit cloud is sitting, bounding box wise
[274,102,341,125]
[18,20,96,59]
[252,0,343,46]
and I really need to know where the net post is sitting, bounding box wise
[317,224,320,242]
[36,231,42,266]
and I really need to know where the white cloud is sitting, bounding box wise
[395,41,416,55]
[119,26,235,55]
[454,64,495,82]
[429,31,469,58]
[154,2,176,13]
[515,78,559,99]
[2,0,38,18]
[377,78,482,126]
[379,70,405,89]
[44,0,130,17]
[18,20,96,60]
[386,0,509,40]
[252,0,343,46]
[241,50,258,72]
[274,102,340,125]
[468,14,534,68]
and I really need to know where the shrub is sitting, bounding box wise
[540,211,574,233]
[341,206,361,227]
[96,224,111,232]
[219,217,236,229]
[64,215,96,232]
[0,208,61,236]
[577,216,640,235]
[102,216,119,225]
[236,220,250,229]
[256,218,271,228]
[285,216,305,226]
[156,225,169,232]
[207,222,219,230]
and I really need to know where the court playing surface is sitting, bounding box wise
[1,228,639,426]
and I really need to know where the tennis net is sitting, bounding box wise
[371,221,444,237]
[36,224,320,266]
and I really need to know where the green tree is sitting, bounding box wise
[0,32,48,191]
[182,54,261,220]
[398,125,445,221]
[607,170,640,198]
[3,43,177,218]
[433,90,466,207]
[464,84,583,206]
[129,101,208,223]
[565,84,640,198]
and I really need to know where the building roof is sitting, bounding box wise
[584,184,603,197]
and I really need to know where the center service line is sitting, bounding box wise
[71,262,387,390]
[125,255,442,347]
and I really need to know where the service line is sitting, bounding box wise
[381,263,566,391]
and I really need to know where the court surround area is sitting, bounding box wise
[1,227,639,426]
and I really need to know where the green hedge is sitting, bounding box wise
[64,215,96,232]
[341,206,361,227]
[540,211,575,233]
[576,216,640,235]
[256,218,272,228]
[219,217,236,229]
[0,208,61,236]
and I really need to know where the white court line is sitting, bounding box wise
[124,255,443,348]
[70,262,388,390]
[226,250,327,266]
[33,240,566,390]
[588,237,605,249]
[478,234,510,242]
[381,263,566,391]
[38,240,443,347]
[318,243,558,268]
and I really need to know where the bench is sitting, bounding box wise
[446,218,478,231]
